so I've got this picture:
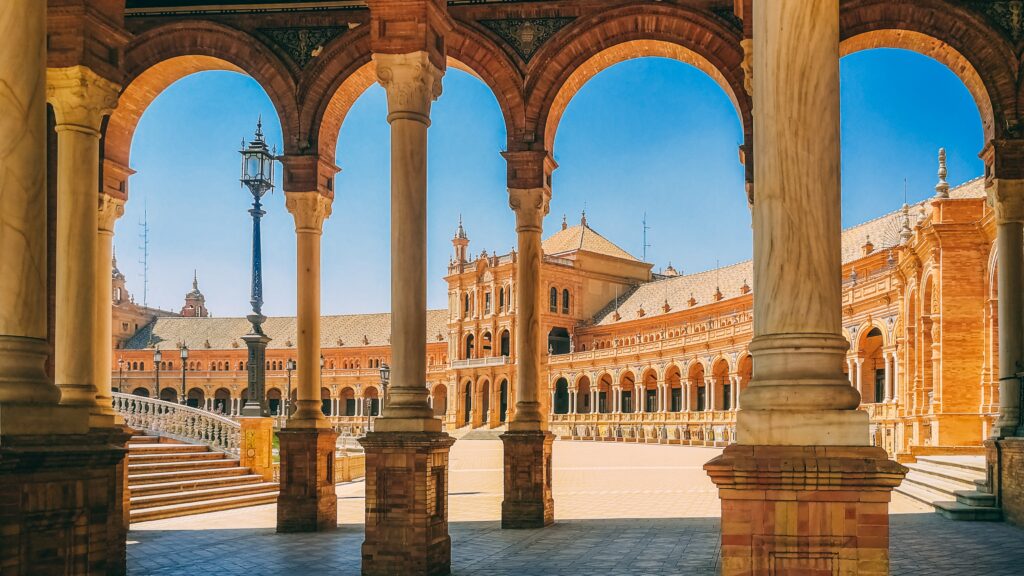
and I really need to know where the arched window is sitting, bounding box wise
[238,361,244,370]
[549,287,558,312]
[464,293,470,316]
[140,361,145,371]
[484,291,492,314]
[498,287,505,311]
[562,289,570,314]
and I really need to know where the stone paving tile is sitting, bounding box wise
[128,439,1024,575]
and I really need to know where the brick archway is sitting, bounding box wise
[106,21,298,199]
[525,3,749,153]
[840,0,1017,140]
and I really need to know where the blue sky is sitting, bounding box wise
[115,48,983,317]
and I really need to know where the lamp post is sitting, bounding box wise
[117,356,124,394]
[179,344,189,406]
[153,349,162,400]
[239,118,275,417]
[285,358,296,420]
[378,362,390,419]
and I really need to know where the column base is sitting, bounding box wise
[737,409,869,445]
[500,430,554,529]
[704,444,906,576]
[276,427,338,532]
[359,431,455,576]
[0,428,130,576]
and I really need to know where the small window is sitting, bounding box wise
[464,294,470,316]
[562,289,570,314]
[550,287,558,312]
[485,292,492,314]
[498,287,505,311]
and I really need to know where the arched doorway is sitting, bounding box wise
[365,387,380,417]
[160,387,178,403]
[597,373,613,413]
[553,378,570,414]
[479,378,491,427]
[666,365,683,412]
[131,387,150,397]
[712,358,730,411]
[213,387,230,414]
[464,333,475,359]
[619,371,635,413]
[689,363,706,411]
[499,379,508,422]
[463,380,472,425]
[267,388,282,415]
[321,387,332,416]
[341,387,355,416]
[547,327,571,355]
[186,387,204,409]
[500,329,511,356]
[576,375,592,414]
[431,384,447,418]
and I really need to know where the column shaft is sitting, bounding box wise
[0,0,58,412]
[286,193,330,427]
[509,188,547,431]
[995,218,1024,436]
[48,67,120,426]
[96,195,124,419]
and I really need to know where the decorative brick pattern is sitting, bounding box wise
[500,430,554,529]
[359,431,455,576]
[277,428,338,532]
[0,429,129,576]
[704,445,907,576]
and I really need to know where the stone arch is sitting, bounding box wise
[525,3,748,152]
[839,1,1016,141]
[107,21,298,187]
[711,357,731,411]
[431,383,447,417]
[305,23,521,179]
[687,360,706,411]
[575,373,592,414]
[664,364,683,412]
[618,369,637,413]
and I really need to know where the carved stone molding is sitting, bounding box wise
[258,27,348,68]
[373,51,444,122]
[285,191,333,233]
[963,1,1024,42]
[740,38,753,97]
[508,187,550,233]
[480,17,574,61]
[987,179,1024,223]
[97,194,125,234]
[46,66,121,132]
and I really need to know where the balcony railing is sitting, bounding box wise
[113,392,241,456]
[450,355,510,369]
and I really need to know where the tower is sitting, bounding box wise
[452,215,469,263]
[111,248,128,305]
[180,271,209,317]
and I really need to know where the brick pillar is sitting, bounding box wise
[359,432,455,575]
[499,430,554,528]
[240,417,275,481]
[276,428,338,532]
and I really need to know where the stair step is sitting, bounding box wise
[904,470,977,498]
[128,458,238,473]
[934,500,1003,522]
[895,480,951,506]
[129,435,159,444]
[916,455,986,474]
[955,489,997,507]
[130,482,279,509]
[128,443,210,455]
[129,466,252,485]
[904,462,983,488]
[129,474,267,496]
[974,478,991,492]
[130,491,280,523]
[129,451,223,464]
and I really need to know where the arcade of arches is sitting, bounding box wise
[4,1,1024,575]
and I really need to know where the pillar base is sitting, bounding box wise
[737,409,869,445]
[0,428,130,576]
[500,430,554,529]
[276,427,338,532]
[986,436,1024,527]
[239,417,275,481]
[359,431,454,576]
[704,444,906,576]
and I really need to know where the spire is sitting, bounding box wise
[192,269,198,291]
[561,214,567,230]
[580,210,587,227]
[934,147,949,199]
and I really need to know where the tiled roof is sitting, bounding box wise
[125,309,450,351]
[543,220,640,262]
[592,177,986,326]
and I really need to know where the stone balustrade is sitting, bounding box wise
[451,355,510,369]
[549,412,736,446]
[113,392,241,456]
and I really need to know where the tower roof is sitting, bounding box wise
[542,213,640,262]
[186,270,204,299]
[454,215,468,241]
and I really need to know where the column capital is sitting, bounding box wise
[508,187,550,233]
[46,65,120,133]
[97,193,125,234]
[987,178,1024,223]
[373,51,444,124]
[285,191,333,233]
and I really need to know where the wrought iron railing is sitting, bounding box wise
[113,392,241,456]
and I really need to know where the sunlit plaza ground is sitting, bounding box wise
[128,440,1024,576]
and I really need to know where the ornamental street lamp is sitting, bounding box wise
[285,358,296,419]
[179,344,189,406]
[379,363,390,418]
[117,357,124,394]
[153,349,162,399]
[239,118,275,417]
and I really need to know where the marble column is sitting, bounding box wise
[47,66,120,427]
[884,351,894,402]
[96,194,124,417]
[358,51,454,575]
[990,179,1024,437]
[705,2,904,574]
[499,149,556,527]
[706,377,715,412]
[855,357,865,402]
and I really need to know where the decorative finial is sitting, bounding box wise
[580,210,587,227]
[193,269,198,290]
[900,203,913,243]
[562,214,567,230]
[455,214,467,240]
[112,247,117,269]
[935,148,949,199]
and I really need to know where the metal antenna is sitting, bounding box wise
[138,199,150,308]
[642,212,651,262]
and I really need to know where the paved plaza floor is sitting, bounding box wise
[128,439,1024,575]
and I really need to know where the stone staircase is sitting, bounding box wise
[895,455,1002,521]
[460,424,508,441]
[128,434,279,523]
